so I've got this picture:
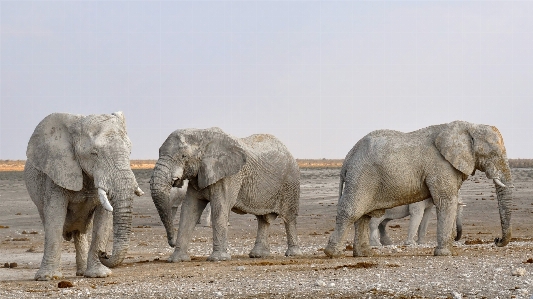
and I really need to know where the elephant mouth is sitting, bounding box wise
[172,178,184,188]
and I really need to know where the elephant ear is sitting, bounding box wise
[26,113,84,191]
[198,131,247,189]
[435,121,476,176]
[112,111,127,129]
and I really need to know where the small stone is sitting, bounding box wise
[328,282,335,287]
[451,291,462,299]
[58,281,74,288]
[236,266,245,271]
[9,262,17,268]
[3,263,8,268]
[215,291,223,297]
[511,268,526,277]
[315,280,326,287]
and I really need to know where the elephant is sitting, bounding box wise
[324,121,513,258]
[369,198,465,246]
[170,180,211,227]
[24,112,144,280]
[150,128,302,262]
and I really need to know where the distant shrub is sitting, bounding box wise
[508,159,533,168]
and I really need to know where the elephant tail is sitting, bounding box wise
[338,168,346,199]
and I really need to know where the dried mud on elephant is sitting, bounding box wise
[0,167,533,298]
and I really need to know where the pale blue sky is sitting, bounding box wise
[1,1,532,159]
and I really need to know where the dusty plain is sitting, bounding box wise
[0,161,532,298]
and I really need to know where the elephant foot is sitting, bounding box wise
[168,250,191,262]
[285,245,302,257]
[369,239,382,246]
[35,268,63,281]
[76,268,87,276]
[417,238,427,245]
[380,237,393,246]
[404,239,417,246]
[207,251,231,262]
[434,247,453,256]
[84,264,112,278]
[324,244,343,258]
[353,246,373,257]
[249,244,270,258]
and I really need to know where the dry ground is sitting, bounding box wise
[0,167,532,298]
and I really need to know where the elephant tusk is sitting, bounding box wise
[98,188,113,212]
[134,187,144,197]
[493,178,506,188]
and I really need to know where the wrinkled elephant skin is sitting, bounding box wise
[24,112,143,280]
[325,121,513,258]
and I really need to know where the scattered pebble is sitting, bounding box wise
[57,281,73,288]
[315,280,326,287]
[236,266,245,271]
[451,291,462,299]
[511,268,526,277]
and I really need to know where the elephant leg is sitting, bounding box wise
[353,215,373,257]
[369,216,384,246]
[378,219,393,246]
[200,203,212,227]
[417,207,433,244]
[283,217,302,256]
[35,187,67,281]
[433,195,458,256]
[85,206,113,278]
[73,231,88,276]
[324,213,353,258]
[406,203,425,245]
[170,193,208,262]
[249,214,274,258]
[325,192,359,258]
[207,197,233,262]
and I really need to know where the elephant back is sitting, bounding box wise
[234,134,300,221]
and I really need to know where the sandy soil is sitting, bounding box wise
[0,168,532,298]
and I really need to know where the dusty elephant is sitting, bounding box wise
[324,121,513,258]
[150,128,302,262]
[24,112,144,280]
[369,198,465,246]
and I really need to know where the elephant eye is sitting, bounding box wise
[181,154,187,158]
[91,149,98,156]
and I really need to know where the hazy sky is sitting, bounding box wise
[2,1,532,160]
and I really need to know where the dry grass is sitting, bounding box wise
[1,158,531,172]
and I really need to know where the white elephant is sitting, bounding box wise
[24,112,143,280]
[369,198,465,246]
[150,128,302,262]
[325,121,513,258]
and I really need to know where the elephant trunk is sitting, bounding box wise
[150,158,176,247]
[493,166,513,247]
[100,200,132,268]
[96,156,139,268]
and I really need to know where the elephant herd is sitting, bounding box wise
[23,112,514,281]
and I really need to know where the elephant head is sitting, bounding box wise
[436,121,513,247]
[26,112,143,267]
[150,128,246,246]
